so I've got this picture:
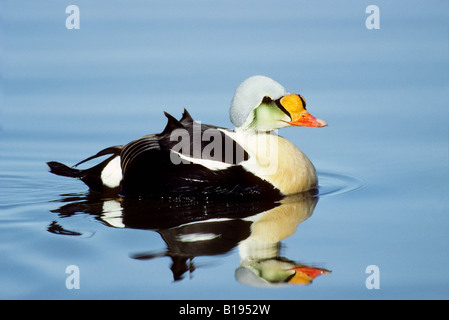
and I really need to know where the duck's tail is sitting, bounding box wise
[47,145,124,193]
[47,161,83,178]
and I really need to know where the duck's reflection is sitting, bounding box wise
[235,194,330,287]
[50,191,330,286]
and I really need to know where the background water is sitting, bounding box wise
[1,0,448,300]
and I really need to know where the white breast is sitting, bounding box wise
[223,131,318,195]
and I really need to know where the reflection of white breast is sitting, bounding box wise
[223,130,318,195]
[239,192,316,261]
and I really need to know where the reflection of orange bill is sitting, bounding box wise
[289,266,331,284]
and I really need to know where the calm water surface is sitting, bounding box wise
[1,1,448,299]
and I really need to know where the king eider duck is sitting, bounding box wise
[47,76,327,200]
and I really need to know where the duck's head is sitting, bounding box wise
[230,75,327,132]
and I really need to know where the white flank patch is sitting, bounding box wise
[101,156,123,188]
[177,233,220,242]
[172,151,233,171]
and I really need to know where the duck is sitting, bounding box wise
[47,75,327,200]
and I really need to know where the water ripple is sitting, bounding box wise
[317,171,364,197]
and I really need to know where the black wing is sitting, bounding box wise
[119,110,280,200]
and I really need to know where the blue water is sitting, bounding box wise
[1,0,448,299]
